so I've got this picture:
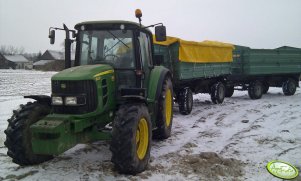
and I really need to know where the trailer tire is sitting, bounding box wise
[282,78,297,96]
[154,77,173,139]
[211,82,225,104]
[178,87,193,115]
[225,86,234,98]
[262,82,269,94]
[4,102,53,165]
[248,81,263,99]
[110,104,152,174]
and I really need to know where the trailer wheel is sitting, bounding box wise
[4,102,53,165]
[282,78,297,96]
[248,81,263,99]
[225,86,234,98]
[110,104,152,174]
[211,82,225,104]
[178,87,193,115]
[153,77,173,139]
[262,82,269,94]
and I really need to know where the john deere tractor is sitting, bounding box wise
[4,10,173,174]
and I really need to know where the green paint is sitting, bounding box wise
[52,64,113,81]
[31,113,112,155]
[266,160,299,180]
[147,66,168,102]
[154,43,232,82]
[232,45,301,75]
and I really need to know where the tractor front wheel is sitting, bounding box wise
[4,102,53,165]
[110,104,152,174]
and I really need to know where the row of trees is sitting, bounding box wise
[0,45,42,62]
[0,45,25,55]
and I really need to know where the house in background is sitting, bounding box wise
[33,50,74,71]
[0,53,32,69]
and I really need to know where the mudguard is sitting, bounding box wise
[147,66,172,103]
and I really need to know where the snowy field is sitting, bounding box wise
[0,69,300,181]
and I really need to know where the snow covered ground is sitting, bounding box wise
[0,69,300,181]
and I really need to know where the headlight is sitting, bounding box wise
[52,96,63,105]
[65,97,77,106]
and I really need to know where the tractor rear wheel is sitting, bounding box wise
[110,104,152,174]
[248,80,263,99]
[178,87,193,115]
[153,76,173,139]
[211,82,225,104]
[282,78,297,96]
[4,102,53,165]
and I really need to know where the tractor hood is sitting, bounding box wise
[52,64,114,81]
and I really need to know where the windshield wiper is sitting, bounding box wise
[107,30,129,49]
[104,38,125,54]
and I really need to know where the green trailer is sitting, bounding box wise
[154,37,234,114]
[226,45,301,99]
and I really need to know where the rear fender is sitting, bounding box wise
[147,66,172,125]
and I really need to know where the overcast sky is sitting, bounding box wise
[0,0,301,53]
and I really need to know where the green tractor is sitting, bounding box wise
[4,10,173,174]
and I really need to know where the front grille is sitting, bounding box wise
[52,80,98,114]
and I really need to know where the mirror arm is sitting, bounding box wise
[143,23,163,29]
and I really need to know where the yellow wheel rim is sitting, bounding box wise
[136,118,149,160]
[165,89,172,127]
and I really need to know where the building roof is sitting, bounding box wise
[47,50,65,60]
[41,50,75,61]
[4,55,29,63]
[33,60,56,66]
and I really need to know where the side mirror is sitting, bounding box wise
[155,26,166,42]
[49,30,55,44]
[154,55,164,65]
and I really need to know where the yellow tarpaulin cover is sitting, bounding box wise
[153,36,234,63]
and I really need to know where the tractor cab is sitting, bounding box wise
[74,21,154,99]
[49,19,166,102]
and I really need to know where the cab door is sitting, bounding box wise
[137,31,153,91]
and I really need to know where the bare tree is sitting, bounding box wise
[0,45,25,55]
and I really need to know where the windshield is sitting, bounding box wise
[79,30,135,68]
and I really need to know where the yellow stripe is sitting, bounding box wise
[93,70,114,78]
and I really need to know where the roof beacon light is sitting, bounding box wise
[135,9,142,26]
[135,9,142,18]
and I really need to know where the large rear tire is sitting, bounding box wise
[110,104,152,174]
[4,102,53,165]
[248,81,263,99]
[282,78,297,96]
[211,82,225,104]
[178,87,193,115]
[153,77,173,139]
